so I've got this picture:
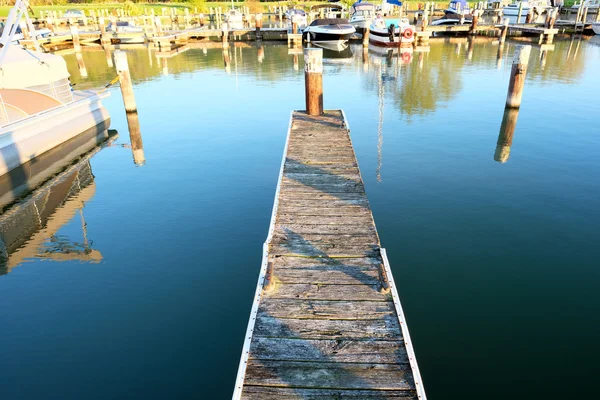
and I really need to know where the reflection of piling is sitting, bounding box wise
[293,54,299,71]
[223,49,231,72]
[505,45,531,109]
[496,42,504,69]
[70,25,81,52]
[257,44,264,63]
[467,36,474,61]
[126,111,145,166]
[222,22,229,49]
[161,58,168,75]
[362,29,369,47]
[362,48,369,72]
[304,48,323,116]
[114,51,137,113]
[494,108,519,163]
[104,45,113,68]
[75,52,87,78]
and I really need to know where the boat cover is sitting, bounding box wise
[0,45,69,89]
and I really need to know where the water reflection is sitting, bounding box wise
[126,112,146,166]
[0,149,112,276]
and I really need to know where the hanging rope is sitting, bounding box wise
[97,76,120,94]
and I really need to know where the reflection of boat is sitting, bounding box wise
[367,44,413,63]
[0,1,111,179]
[350,2,375,30]
[369,16,415,47]
[319,43,354,60]
[303,18,356,44]
[0,130,116,276]
[312,40,350,52]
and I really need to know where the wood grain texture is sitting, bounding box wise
[239,111,418,397]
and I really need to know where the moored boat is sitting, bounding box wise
[571,0,600,10]
[303,18,356,44]
[503,0,550,16]
[592,22,600,34]
[369,16,415,47]
[0,0,110,179]
[106,20,146,44]
[350,2,376,30]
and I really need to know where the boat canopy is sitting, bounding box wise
[0,46,69,89]
[288,9,307,16]
[311,4,344,10]
[309,18,351,26]
[351,2,375,12]
[449,0,468,8]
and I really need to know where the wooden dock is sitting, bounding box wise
[233,110,425,399]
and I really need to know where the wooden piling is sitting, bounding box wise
[499,18,509,44]
[505,45,531,109]
[255,13,262,40]
[304,48,323,116]
[222,22,229,48]
[517,2,523,23]
[470,10,479,35]
[114,51,137,113]
[70,25,81,52]
[495,108,519,163]
[126,111,145,166]
[363,28,369,47]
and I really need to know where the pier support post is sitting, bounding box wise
[494,108,519,163]
[255,13,262,40]
[222,22,229,49]
[505,45,531,109]
[470,10,479,35]
[499,18,509,44]
[363,28,369,47]
[114,51,137,113]
[126,111,145,166]
[304,48,323,116]
[517,2,523,23]
[70,25,81,52]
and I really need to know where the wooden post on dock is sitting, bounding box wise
[549,8,558,29]
[363,28,369,47]
[517,2,523,23]
[494,108,519,163]
[255,13,262,40]
[70,25,81,52]
[505,45,531,109]
[222,22,229,48]
[114,51,137,113]
[499,18,509,44]
[582,5,589,25]
[470,10,479,35]
[304,48,323,116]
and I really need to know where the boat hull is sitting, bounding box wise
[0,91,111,177]
[503,6,531,15]
[369,26,415,47]
[593,22,600,35]
[304,27,355,43]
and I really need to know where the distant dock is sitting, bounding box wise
[233,110,425,399]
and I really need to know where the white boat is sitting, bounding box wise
[0,21,53,44]
[593,22,600,34]
[106,21,145,44]
[445,0,471,15]
[350,2,376,30]
[303,18,356,45]
[431,16,473,26]
[503,0,550,16]
[287,9,308,30]
[369,16,415,47]
[0,0,110,179]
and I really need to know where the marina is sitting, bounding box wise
[1,1,600,399]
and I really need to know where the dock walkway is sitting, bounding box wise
[234,110,425,399]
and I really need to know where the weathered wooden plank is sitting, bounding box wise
[264,283,387,301]
[242,386,417,399]
[269,244,379,257]
[272,232,378,244]
[276,206,372,216]
[278,198,370,208]
[279,192,367,201]
[273,268,380,284]
[253,315,402,340]
[243,360,415,390]
[258,299,396,320]
[276,215,373,226]
[272,256,382,269]
[275,224,377,235]
[249,337,407,364]
[284,165,360,175]
[283,173,361,184]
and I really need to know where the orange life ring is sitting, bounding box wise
[403,28,414,40]
[402,52,412,63]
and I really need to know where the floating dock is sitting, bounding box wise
[233,110,425,399]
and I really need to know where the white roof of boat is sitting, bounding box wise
[0,45,70,89]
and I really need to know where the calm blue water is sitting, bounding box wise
[1,38,599,399]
